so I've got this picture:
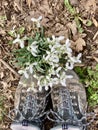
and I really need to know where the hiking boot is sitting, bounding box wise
[50,70,87,130]
[10,73,49,130]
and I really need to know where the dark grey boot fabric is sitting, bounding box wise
[50,70,87,130]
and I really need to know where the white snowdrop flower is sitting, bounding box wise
[65,39,72,54]
[31,16,42,28]
[55,67,62,77]
[13,34,25,48]
[32,62,38,66]
[18,70,29,79]
[33,74,38,79]
[49,43,61,52]
[10,26,17,37]
[49,82,53,88]
[60,71,66,86]
[29,64,33,74]
[47,35,64,44]
[24,71,29,79]
[56,36,65,41]
[39,86,42,91]
[18,70,24,74]
[52,77,59,84]
[60,71,73,86]
[51,55,59,63]
[76,53,82,63]
[45,51,59,64]
[27,41,38,57]
[66,62,74,70]
[45,86,49,91]
[69,53,82,63]
[47,38,51,42]
[52,35,64,43]
[46,75,50,80]
[37,76,44,87]
[48,67,55,76]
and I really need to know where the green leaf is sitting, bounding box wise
[96,64,98,70]
[18,27,25,34]
[8,31,15,37]
[86,20,92,26]
[64,0,76,15]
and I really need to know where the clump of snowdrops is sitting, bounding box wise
[12,16,81,91]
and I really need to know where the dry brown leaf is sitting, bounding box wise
[26,0,32,8]
[94,107,98,113]
[1,81,8,89]
[67,21,77,36]
[14,0,22,11]
[93,56,98,62]
[75,38,86,52]
[93,31,98,40]
[95,50,98,54]
[0,72,4,79]
[85,0,96,12]
[92,17,98,27]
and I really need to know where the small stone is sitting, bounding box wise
[69,0,79,6]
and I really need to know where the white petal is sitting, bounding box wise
[57,36,64,41]
[24,71,29,79]
[38,16,42,21]
[66,39,70,47]
[27,88,31,92]
[56,67,62,73]
[61,79,66,86]
[29,65,33,74]
[52,35,55,41]
[13,39,20,44]
[77,53,82,63]
[18,70,24,74]
[20,41,24,48]
[33,46,38,52]
[31,52,37,57]
[45,86,49,91]
[49,82,53,88]
[32,41,38,45]
[67,48,72,53]
[32,62,38,66]
[31,18,37,22]
[66,62,74,70]
[33,74,38,79]
[39,86,42,91]
[35,20,40,27]
[47,38,50,42]
[52,57,59,63]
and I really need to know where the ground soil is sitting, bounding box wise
[0,0,98,130]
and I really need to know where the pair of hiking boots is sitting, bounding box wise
[10,70,87,130]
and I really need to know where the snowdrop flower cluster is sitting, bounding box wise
[13,16,82,92]
[17,36,81,91]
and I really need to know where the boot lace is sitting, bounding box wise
[8,88,50,122]
[46,87,96,129]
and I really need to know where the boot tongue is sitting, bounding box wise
[58,87,75,121]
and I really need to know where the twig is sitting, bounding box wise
[93,31,98,40]
[0,58,20,78]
